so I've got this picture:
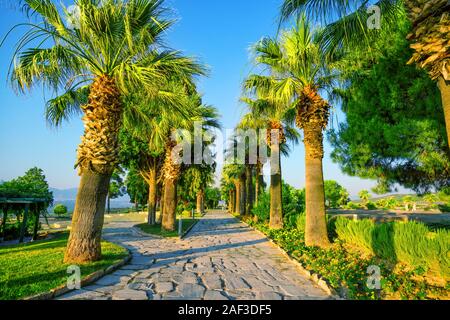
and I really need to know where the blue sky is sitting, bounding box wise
[0,0,396,197]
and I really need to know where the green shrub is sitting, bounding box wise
[252,182,305,227]
[282,184,305,228]
[296,213,306,232]
[252,192,270,222]
[53,204,68,216]
[376,197,398,210]
[335,218,375,254]
[366,201,378,210]
[249,220,448,299]
[2,216,36,241]
[438,203,450,213]
[345,202,361,210]
[335,218,450,279]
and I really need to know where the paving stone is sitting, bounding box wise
[131,256,154,265]
[95,275,125,286]
[83,284,115,294]
[244,277,273,292]
[224,276,251,291]
[112,289,148,300]
[162,292,186,300]
[58,289,109,300]
[154,282,174,293]
[58,211,330,301]
[112,269,138,277]
[202,274,222,290]
[178,283,206,299]
[121,264,145,270]
[255,291,284,300]
[204,290,229,300]
[127,282,152,291]
[279,285,309,297]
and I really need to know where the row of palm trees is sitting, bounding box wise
[6,0,218,263]
[5,0,448,263]
[222,0,449,249]
[222,16,332,247]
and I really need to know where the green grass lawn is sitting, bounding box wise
[136,219,198,238]
[0,233,128,300]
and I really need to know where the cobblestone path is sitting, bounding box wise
[59,211,331,300]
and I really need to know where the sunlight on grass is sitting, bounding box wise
[0,233,128,300]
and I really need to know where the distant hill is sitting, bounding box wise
[50,187,130,202]
[50,188,78,201]
[49,187,132,213]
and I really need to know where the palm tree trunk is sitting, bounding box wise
[65,75,121,264]
[161,143,180,232]
[65,170,110,263]
[239,175,246,216]
[438,77,450,147]
[162,179,177,231]
[107,193,111,214]
[255,161,263,206]
[196,190,203,214]
[201,191,205,213]
[245,165,254,215]
[147,163,157,225]
[303,124,330,248]
[158,183,164,224]
[234,181,241,215]
[233,189,237,214]
[269,144,283,229]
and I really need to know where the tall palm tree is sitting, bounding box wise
[237,113,267,209]
[161,99,220,231]
[220,174,236,213]
[239,96,299,229]
[180,162,216,215]
[222,163,246,216]
[157,93,200,232]
[118,126,161,224]
[6,0,206,263]
[245,16,334,246]
[120,82,193,226]
[280,0,450,146]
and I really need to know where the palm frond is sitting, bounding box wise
[45,85,89,126]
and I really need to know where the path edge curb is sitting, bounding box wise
[179,216,204,239]
[237,215,347,300]
[23,247,132,301]
[133,225,165,239]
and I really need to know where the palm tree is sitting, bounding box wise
[180,162,216,215]
[222,164,246,216]
[121,80,197,226]
[157,93,200,232]
[280,0,450,146]
[161,99,220,231]
[220,175,236,213]
[239,97,299,229]
[6,0,206,263]
[237,113,267,208]
[245,16,334,246]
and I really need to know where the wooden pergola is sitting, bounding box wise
[0,198,50,243]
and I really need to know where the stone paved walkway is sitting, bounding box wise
[58,211,331,300]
